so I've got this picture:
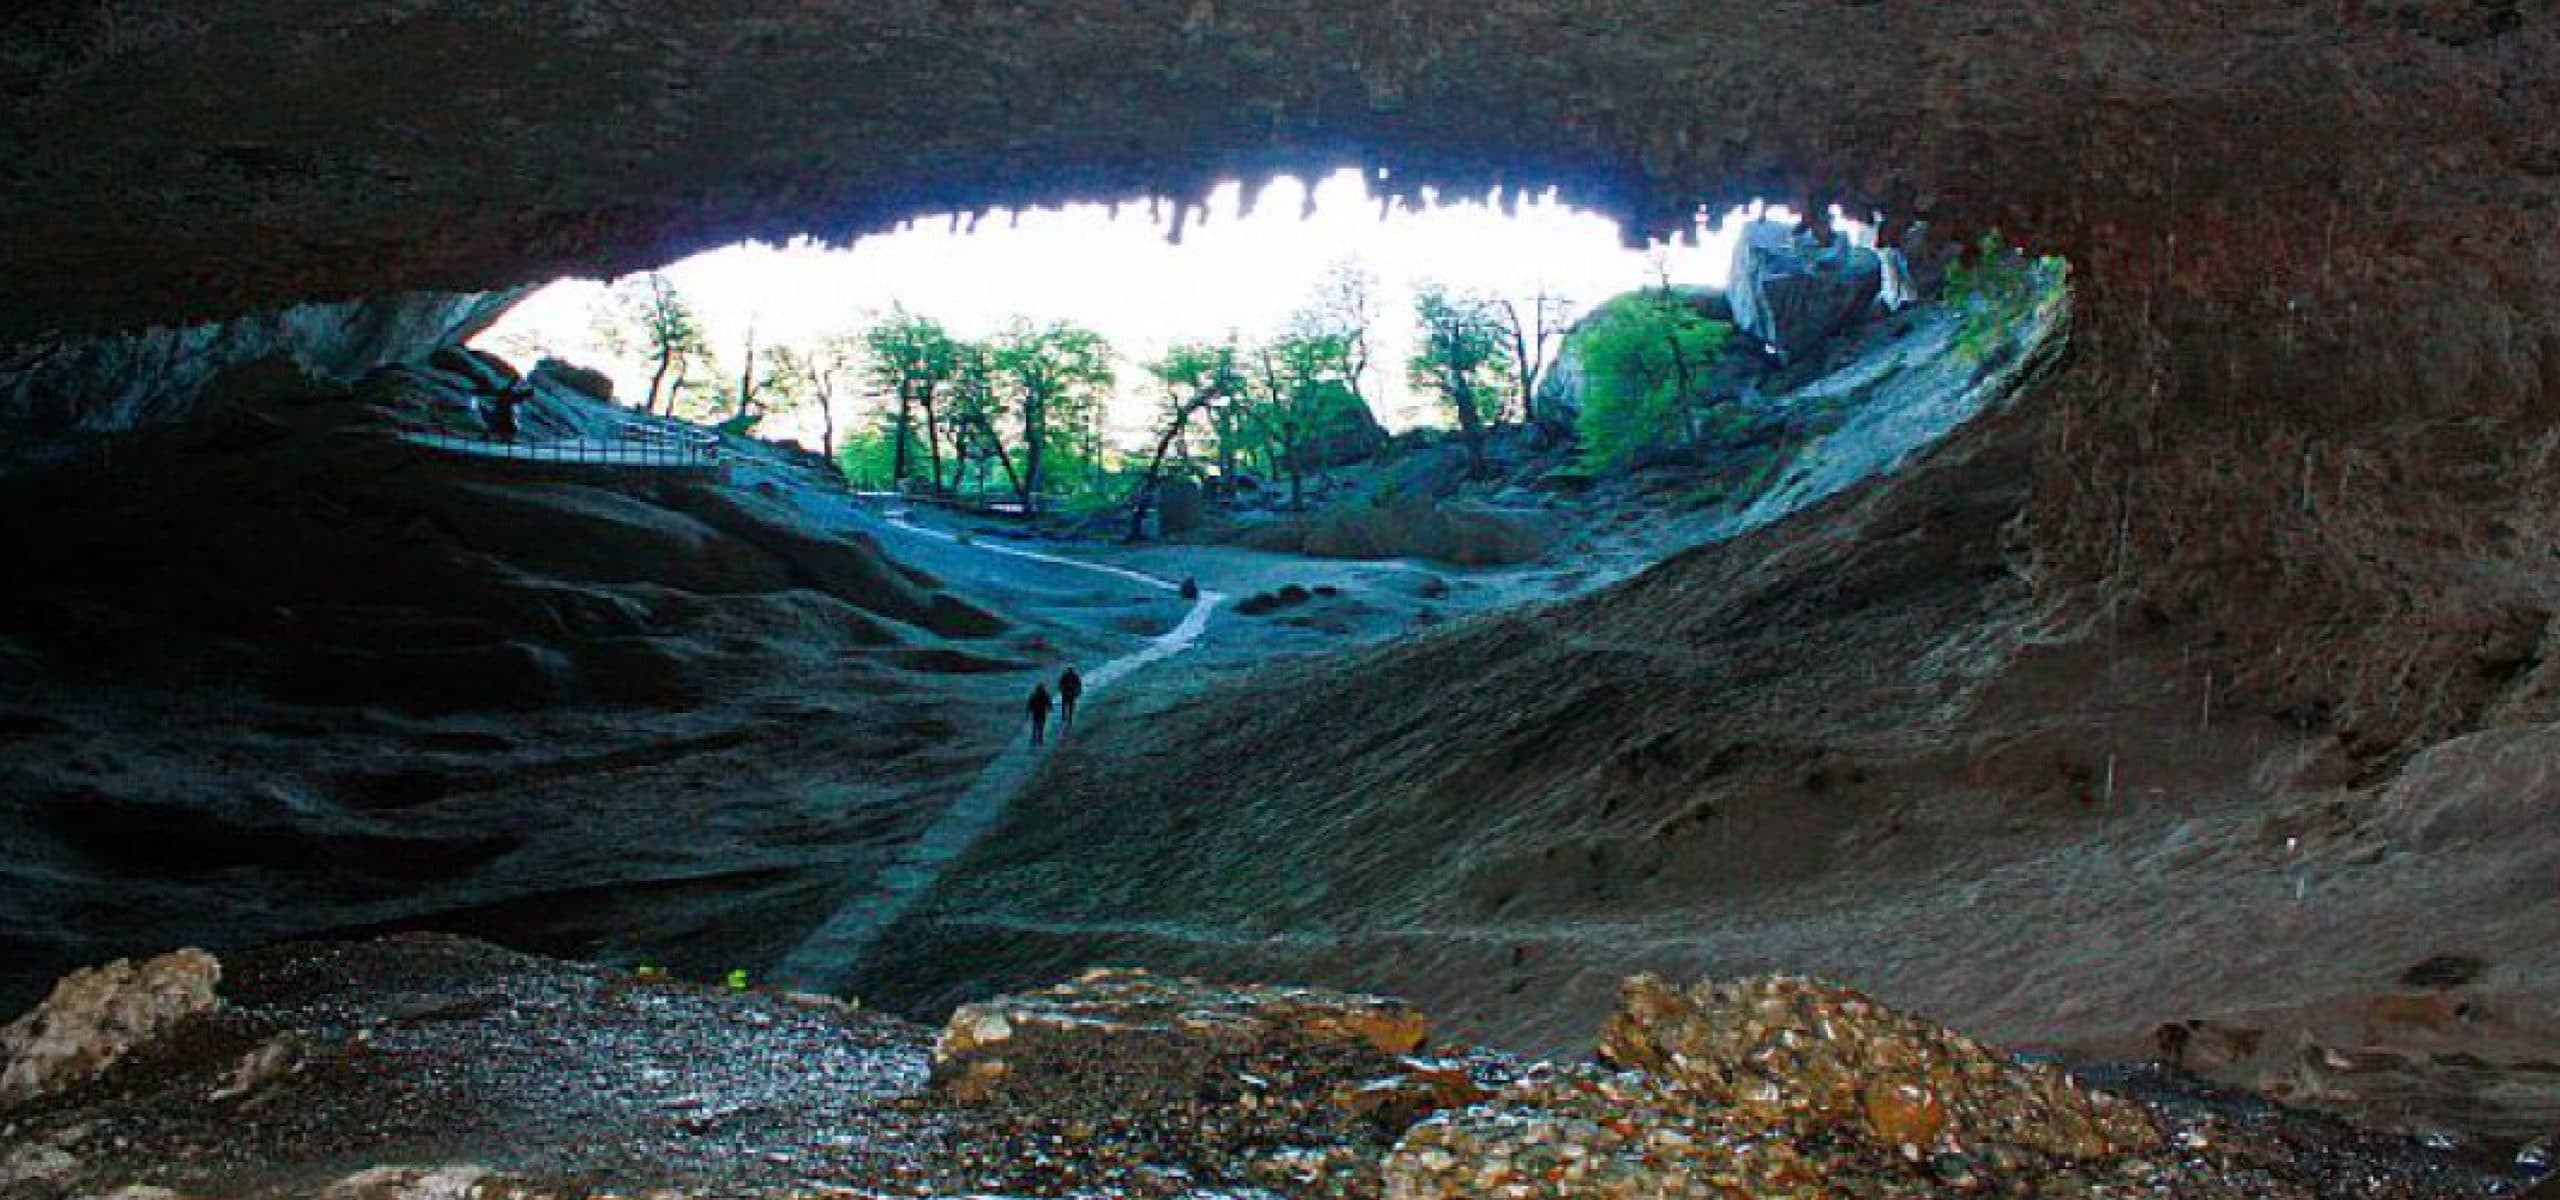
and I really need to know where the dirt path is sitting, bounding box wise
[773,509,1224,995]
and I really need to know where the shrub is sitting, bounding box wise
[1571,291,1735,472]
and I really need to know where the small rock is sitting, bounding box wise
[210,1035,306,1103]
[315,1164,491,1200]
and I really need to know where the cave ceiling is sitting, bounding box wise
[0,1,2547,342]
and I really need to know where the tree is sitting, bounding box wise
[1495,289,1574,428]
[944,342,1019,500]
[1293,261,1380,412]
[766,336,859,465]
[1132,338,1244,540]
[1571,289,1733,471]
[861,307,962,487]
[988,320,1115,513]
[593,272,711,417]
[1242,330,1362,510]
[1408,285,1514,478]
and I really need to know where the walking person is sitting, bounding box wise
[1058,666,1084,731]
[1027,682,1053,748]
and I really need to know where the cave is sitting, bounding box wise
[2,3,2557,1196]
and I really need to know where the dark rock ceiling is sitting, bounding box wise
[0,2,2543,339]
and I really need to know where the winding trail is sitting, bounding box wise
[774,508,1224,995]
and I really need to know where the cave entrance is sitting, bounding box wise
[470,168,2053,522]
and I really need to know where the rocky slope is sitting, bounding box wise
[0,937,2525,1198]
[0,357,1165,1016]
[864,380,2560,1151]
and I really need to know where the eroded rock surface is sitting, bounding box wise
[0,948,218,1108]
[0,291,517,434]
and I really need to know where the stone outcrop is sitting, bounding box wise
[931,966,1426,1107]
[0,291,521,433]
[529,358,613,403]
[1234,499,1556,566]
[2377,723,2560,851]
[1,949,220,1108]
[1727,220,1884,361]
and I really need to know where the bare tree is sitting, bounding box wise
[766,337,858,464]
[1495,289,1574,427]
[1294,261,1380,412]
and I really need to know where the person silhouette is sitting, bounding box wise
[1058,667,1084,730]
[1027,682,1053,747]
[490,381,529,444]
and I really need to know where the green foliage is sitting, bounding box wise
[1242,329,1373,503]
[1945,233,2069,366]
[1407,285,1515,429]
[836,424,906,489]
[1292,261,1380,407]
[856,307,963,484]
[941,342,1015,497]
[1143,338,1247,477]
[1148,339,1246,414]
[1570,290,1734,471]
[989,319,1117,502]
[763,337,859,464]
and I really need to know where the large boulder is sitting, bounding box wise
[2377,723,2560,851]
[1,949,221,1108]
[427,345,518,394]
[658,483,1007,638]
[1155,476,1205,536]
[931,967,1426,1110]
[1727,220,1883,361]
[529,357,614,403]
[1292,497,1555,566]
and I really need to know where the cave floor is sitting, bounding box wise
[0,935,2525,1199]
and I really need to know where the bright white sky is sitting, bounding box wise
[478,168,1794,446]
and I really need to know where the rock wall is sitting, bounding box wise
[0,290,520,433]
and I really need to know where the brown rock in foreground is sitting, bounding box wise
[0,948,219,1109]
[931,966,1428,1107]
[1599,973,2161,1160]
[1383,973,2497,1200]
